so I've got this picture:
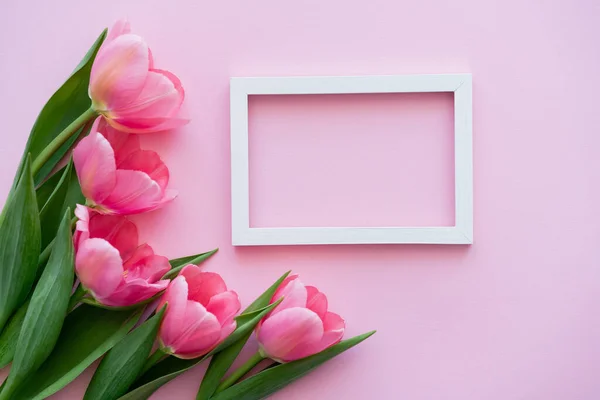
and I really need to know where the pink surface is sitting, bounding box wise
[249,93,455,228]
[1,0,599,399]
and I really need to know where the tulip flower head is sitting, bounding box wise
[73,117,175,215]
[89,19,188,133]
[256,275,345,363]
[158,265,241,359]
[74,205,171,307]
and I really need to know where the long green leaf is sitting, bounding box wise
[0,162,81,357]
[118,301,283,400]
[10,305,140,400]
[84,307,166,400]
[38,160,78,248]
[197,332,251,400]
[0,300,29,369]
[0,209,75,399]
[196,271,290,399]
[62,157,86,209]
[0,156,41,332]
[163,248,219,279]
[35,167,65,208]
[211,331,376,400]
[11,29,106,187]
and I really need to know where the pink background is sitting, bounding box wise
[249,93,456,228]
[1,0,600,399]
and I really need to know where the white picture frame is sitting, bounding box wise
[230,74,473,246]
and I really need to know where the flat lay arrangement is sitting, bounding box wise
[0,20,374,400]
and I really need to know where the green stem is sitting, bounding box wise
[215,352,265,393]
[140,348,168,376]
[31,107,97,176]
[68,283,86,313]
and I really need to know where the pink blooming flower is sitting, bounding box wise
[73,116,176,215]
[74,205,171,307]
[89,19,188,133]
[158,265,241,359]
[256,275,345,363]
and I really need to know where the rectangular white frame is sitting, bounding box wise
[231,74,473,245]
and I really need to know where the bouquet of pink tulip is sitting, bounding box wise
[0,20,375,400]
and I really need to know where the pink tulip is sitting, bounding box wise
[89,19,188,133]
[73,116,176,215]
[256,275,345,362]
[157,265,241,359]
[74,205,171,307]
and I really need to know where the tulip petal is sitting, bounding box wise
[113,69,183,119]
[122,243,154,269]
[154,69,184,102]
[219,319,237,344]
[99,120,141,165]
[206,290,241,326]
[75,238,123,299]
[144,255,171,281]
[108,116,190,134]
[180,266,227,307]
[158,276,188,349]
[258,307,323,362]
[161,189,178,205]
[105,68,187,134]
[305,286,328,321]
[123,245,171,282]
[270,277,307,317]
[102,170,163,214]
[87,212,138,260]
[90,34,149,112]
[323,311,345,333]
[272,274,299,300]
[170,301,221,359]
[106,19,131,43]
[118,150,169,191]
[75,204,90,228]
[148,48,154,69]
[72,128,117,203]
[101,278,169,307]
[284,311,346,361]
[74,204,91,250]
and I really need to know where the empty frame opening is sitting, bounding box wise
[248,92,455,228]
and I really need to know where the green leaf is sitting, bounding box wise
[0,300,29,369]
[196,271,291,400]
[9,305,140,400]
[11,29,106,187]
[0,209,75,399]
[35,166,65,209]
[1,168,79,354]
[0,156,41,333]
[197,332,251,400]
[80,297,155,311]
[84,308,166,400]
[62,159,86,209]
[164,248,219,279]
[211,331,377,400]
[118,301,283,400]
[38,160,80,248]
